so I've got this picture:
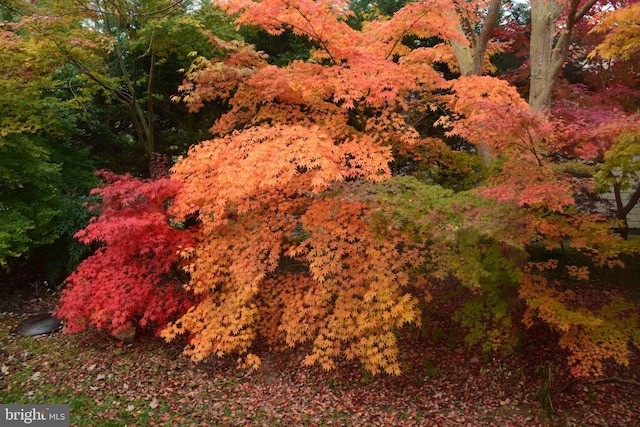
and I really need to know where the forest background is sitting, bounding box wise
[1,0,640,386]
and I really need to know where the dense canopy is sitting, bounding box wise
[0,0,638,382]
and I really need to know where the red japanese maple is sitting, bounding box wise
[55,171,196,336]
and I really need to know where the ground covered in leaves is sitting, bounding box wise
[1,292,639,426]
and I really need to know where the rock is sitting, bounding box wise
[13,312,62,336]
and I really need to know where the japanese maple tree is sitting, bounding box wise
[589,0,640,62]
[586,0,640,238]
[55,171,196,336]
[449,76,640,375]
[159,0,478,373]
[0,8,98,273]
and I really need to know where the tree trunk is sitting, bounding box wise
[528,0,562,110]
[613,183,640,240]
[451,39,474,76]
[528,0,598,110]
[450,0,502,165]
[450,0,502,77]
[471,0,501,76]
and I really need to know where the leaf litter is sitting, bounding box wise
[1,304,639,426]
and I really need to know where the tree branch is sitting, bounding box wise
[472,0,502,75]
[621,185,640,218]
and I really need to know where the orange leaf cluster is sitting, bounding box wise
[522,271,640,377]
[283,199,421,374]
[438,76,576,212]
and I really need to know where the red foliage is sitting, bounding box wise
[55,171,196,336]
[551,85,640,162]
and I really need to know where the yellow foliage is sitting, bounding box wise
[590,3,640,61]
[521,271,640,377]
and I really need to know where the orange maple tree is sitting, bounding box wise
[159,0,482,373]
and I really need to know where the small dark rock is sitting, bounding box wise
[13,312,62,336]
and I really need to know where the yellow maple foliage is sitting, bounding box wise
[590,2,640,62]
